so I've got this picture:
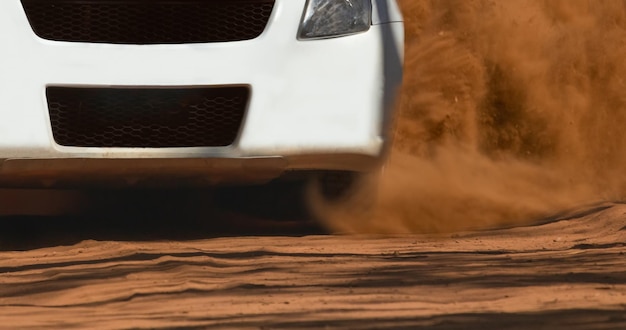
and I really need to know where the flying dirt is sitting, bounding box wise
[323,0,626,233]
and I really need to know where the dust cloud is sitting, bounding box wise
[327,0,626,233]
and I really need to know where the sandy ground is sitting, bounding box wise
[0,201,624,329]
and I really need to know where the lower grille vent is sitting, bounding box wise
[47,86,248,148]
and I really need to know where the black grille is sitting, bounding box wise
[47,86,248,148]
[21,0,275,44]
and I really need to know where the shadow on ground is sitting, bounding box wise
[0,183,324,251]
[227,309,626,330]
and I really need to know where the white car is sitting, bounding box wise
[0,0,404,217]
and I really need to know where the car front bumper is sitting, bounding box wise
[0,0,403,186]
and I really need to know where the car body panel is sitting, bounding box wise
[0,0,404,187]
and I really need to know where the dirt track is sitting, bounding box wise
[0,202,624,329]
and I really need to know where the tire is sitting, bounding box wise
[303,170,379,230]
[213,170,379,232]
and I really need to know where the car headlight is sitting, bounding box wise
[299,0,372,40]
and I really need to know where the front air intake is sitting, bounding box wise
[21,0,275,44]
[47,86,249,148]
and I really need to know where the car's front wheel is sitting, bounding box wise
[303,170,379,230]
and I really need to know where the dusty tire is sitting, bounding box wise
[304,170,379,230]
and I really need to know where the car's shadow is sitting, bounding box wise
[0,184,325,251]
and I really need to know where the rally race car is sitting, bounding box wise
[0,0,404,218]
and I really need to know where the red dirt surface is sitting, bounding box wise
[0,203,624,329]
